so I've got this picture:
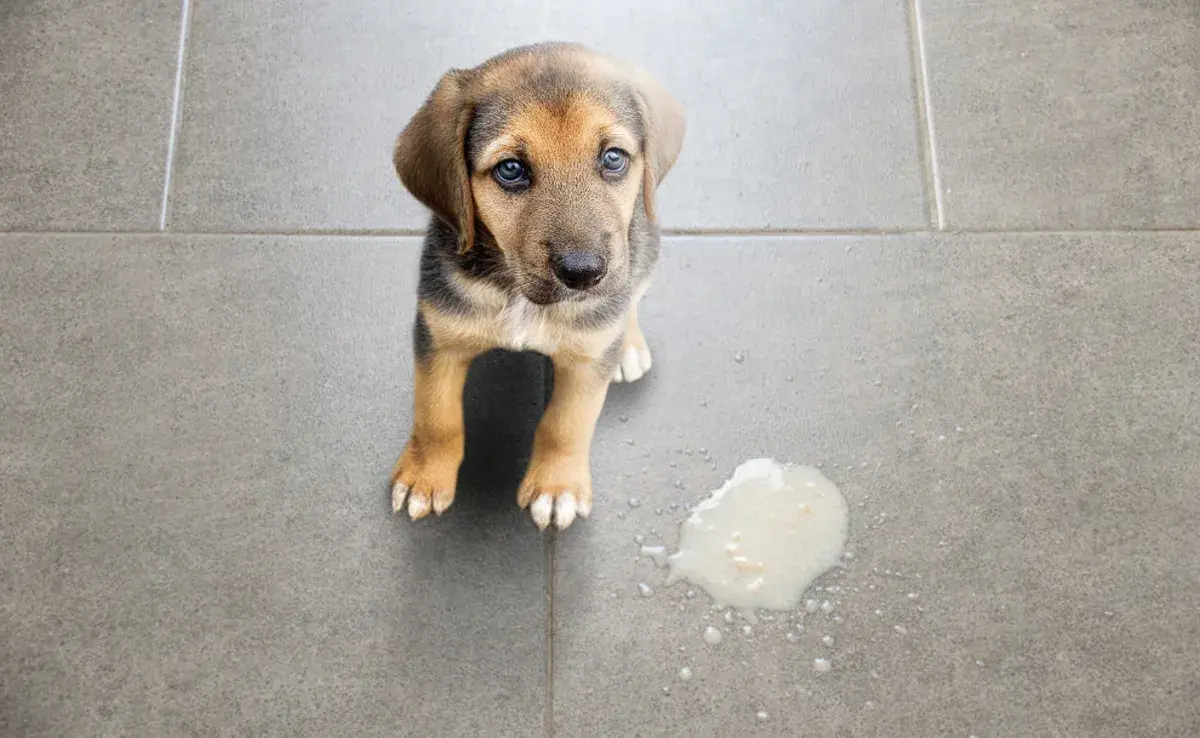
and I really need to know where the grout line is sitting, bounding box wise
[904,0,936,229]
[6,226,1200,239]
[664,226,920,237]
[544,530,556,736]
[4,227,919,238]
[158,0,193,231]
[907,0,946,231]
[542,361,556,738]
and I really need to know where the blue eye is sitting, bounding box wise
[600,148,628,174]
[493,159,528,186]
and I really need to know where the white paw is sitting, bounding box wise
[528,492,591,531]
[612,344,652,383]
[392,481,453,520]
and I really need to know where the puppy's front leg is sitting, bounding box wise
[392,334,473,520]
[518,355,611,530]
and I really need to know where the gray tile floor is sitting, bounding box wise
[1,2,1197,736]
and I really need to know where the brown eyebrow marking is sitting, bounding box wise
[498,95,631,168]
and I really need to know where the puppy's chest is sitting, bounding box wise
[495,297,559,353]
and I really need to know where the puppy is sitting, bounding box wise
[389,42,685,530]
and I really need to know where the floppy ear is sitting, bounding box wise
[394,70,476,253]
[630,68,686,223]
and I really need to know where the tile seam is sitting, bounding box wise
[907,0,946,230]
[7,227,1200,239]
[158,0,193,231]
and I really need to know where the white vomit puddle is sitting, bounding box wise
[666,459,849,616]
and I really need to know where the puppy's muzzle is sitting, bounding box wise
[551,250,607,291]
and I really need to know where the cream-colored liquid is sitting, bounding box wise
[666,459,848,614]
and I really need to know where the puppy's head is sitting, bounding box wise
[394,43,685,304]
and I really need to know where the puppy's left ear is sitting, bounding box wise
[394,70,476,253]
[630,68,686,223]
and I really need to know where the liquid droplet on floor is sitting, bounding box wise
[639,545,669,568]
[821,635,834,647]
[678,666,693,681]
[628,498,643,508]
[814,658,832,673]
[894,624,908,635]
[703,626,723,645]
[734,352,745,363]
[638,583,654,597]
[756,711,770,722]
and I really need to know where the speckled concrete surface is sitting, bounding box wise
[3,1,1199,735]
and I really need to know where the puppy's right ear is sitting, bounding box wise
[394,70,476,253]
[627,66,686,225]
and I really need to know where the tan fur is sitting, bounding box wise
[517,356,612,515]
[391,44,684,528]
[391,351,473,518]
[470,94,643,294]
[393,72,476,253]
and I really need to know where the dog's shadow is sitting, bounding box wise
[386,351,547,659]
[390,347,655,550]
[453,349,548,516]
[386,349,547,529]
[387,350,547,581]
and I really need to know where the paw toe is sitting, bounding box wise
[391,482,410,514]
[408,493,432,521]
[613,344,652,383]
[530,494,554,531]
[554,493,578,530]
[432,488,455,515]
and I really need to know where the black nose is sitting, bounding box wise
[551,251,607,290]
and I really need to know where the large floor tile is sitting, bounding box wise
[923,0,1200,229]
[552,235,1200,736]
[170,0,924,232]
[0,1,181,231]
[0,235,549,737]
